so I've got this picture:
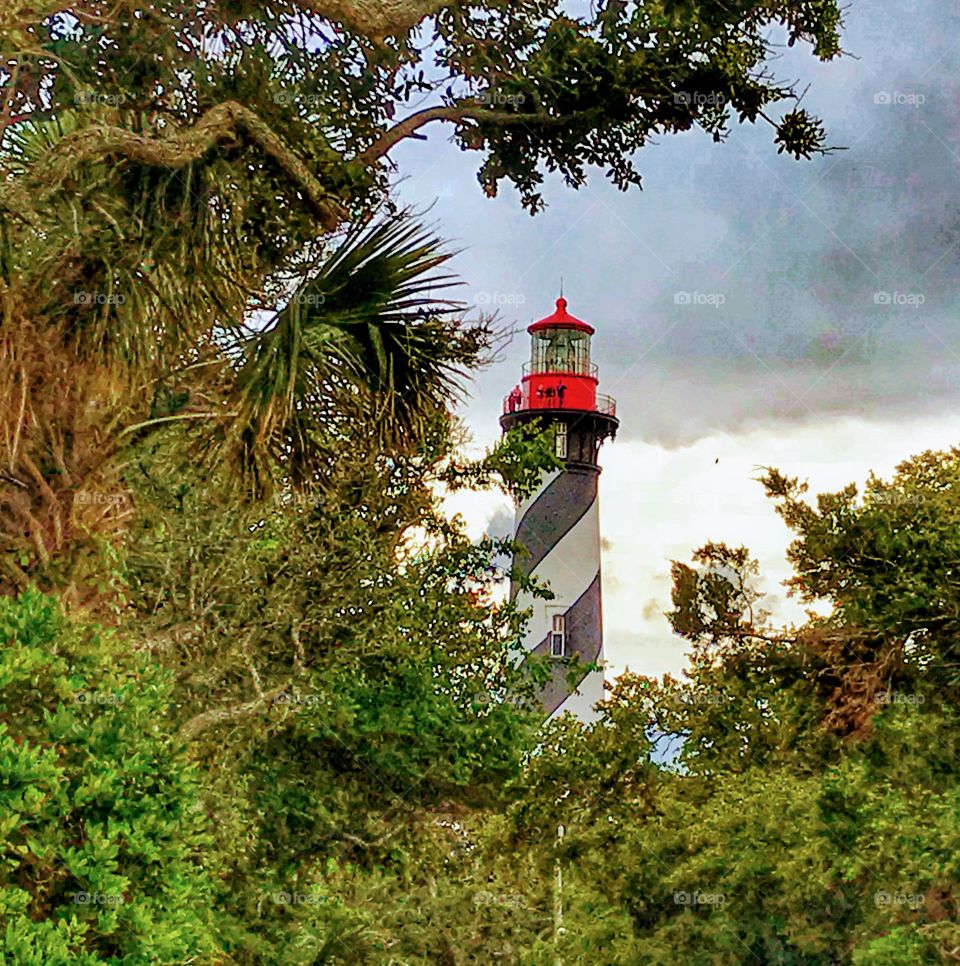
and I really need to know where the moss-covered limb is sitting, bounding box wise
[16,101,346,230]
[287,0,453,40]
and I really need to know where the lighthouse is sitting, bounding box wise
[500,298,618,722]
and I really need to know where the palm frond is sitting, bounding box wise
[213,212,481,494]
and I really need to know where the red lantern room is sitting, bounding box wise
[500,297,617,466]
[501,297,616,418]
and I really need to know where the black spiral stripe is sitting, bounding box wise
[524,572,602,717]
[510,467,598,600]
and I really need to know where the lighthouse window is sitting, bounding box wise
[572,334,589,372]
[555,424,568,458]
[532,329,591,374]
[553,330,575,371]
[550,614,565,657]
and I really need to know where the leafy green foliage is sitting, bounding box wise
[211,213,483,495]
[449,6,842,211]
[443,420,563,501]
[0,2,882,962]
[0,0,844,595]
[0,589,218,963]
[466,449,960,964]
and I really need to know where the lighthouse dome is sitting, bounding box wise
[500,296,616,422]
[528,296,596,335]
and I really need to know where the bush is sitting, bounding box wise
[0,589,219,964]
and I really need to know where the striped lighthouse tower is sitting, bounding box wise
[500,297,618,722]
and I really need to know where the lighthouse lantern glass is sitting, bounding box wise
[531,327,591,375]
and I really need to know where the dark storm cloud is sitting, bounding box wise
[396,0,960,447]
[604,0,960,445]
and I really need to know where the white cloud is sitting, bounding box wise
[599,411,960,680]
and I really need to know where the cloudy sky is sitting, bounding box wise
[397,0,960,682]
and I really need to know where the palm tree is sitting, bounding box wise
[199,214,477,495]
[0,112,482,599]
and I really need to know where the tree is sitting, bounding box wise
[1,0,844,209]
[0,202,481,600]
[0,0,843,598]
[114,411,560,962]
[0,3,856,960]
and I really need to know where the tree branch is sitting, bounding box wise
[285,0,452,40]
[178,683,290,740]
[21,101,346,230]
[340,828,400,850]
[356,100,576,164]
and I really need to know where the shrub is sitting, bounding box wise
[0,589,220,963]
